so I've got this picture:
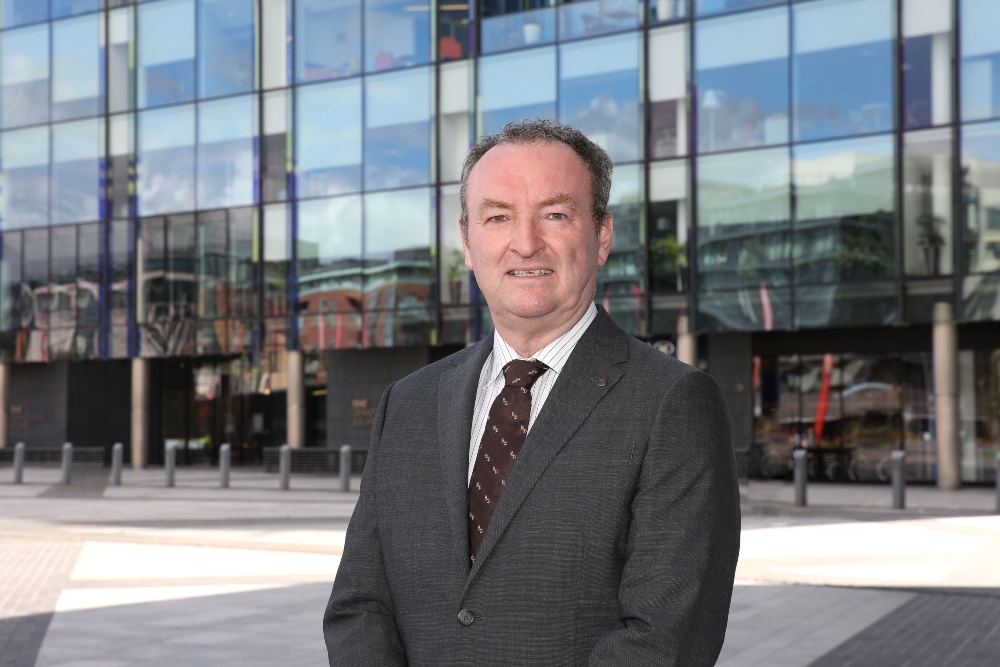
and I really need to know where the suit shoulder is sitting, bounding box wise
[624,335,700,385]
[389,343,483,397]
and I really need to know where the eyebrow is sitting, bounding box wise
[478,198,513,213]
[538,194,577,209]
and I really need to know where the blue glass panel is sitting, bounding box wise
[198,95,256,209]
[363,187,433,310]
[559,33,640,163]
[296,80,362,197]
[597,164,645,298]
[695,7,788,152]
[137,104,196,215]
[297,195,363,316]
[365,67,431,190]
[961,0,1000,121]
[295,0,361,82]
[364,0,431,72]
[481,7,555,54]
[651,0,687,23]
[961,121,1000,274]
[795,282,897,328]
[0,24,50,128]
[1,127,50,228]
[901,0,951,129]
[792,0,893,142]
[198,0,255,98]
[52,0,103,19]
[695,0,782,17]
[478,47,556,136]
[558,0,639,42]
[52,13,105,121]
[2,0,48,28]
[52,119,104,224]
[138,0,196,108]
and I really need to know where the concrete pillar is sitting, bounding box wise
[287,349,306,449]
[0,353,9,450]
[933,302,960,489]
[131,357,149,469]
[676,315,696,367]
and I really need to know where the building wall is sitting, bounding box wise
[9,363,69,447]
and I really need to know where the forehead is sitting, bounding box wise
[468,140,591,195]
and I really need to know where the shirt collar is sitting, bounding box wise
[482,302,598,387]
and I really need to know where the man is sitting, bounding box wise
[324,120,740,666]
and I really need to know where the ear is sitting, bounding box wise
[596,211,614,267]
[461,219,475,271]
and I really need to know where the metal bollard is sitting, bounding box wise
[891,450,906,510]
[61,442,73,485]
[279,444,291,490]
[13,442,24,484]
[111,443,123,486]
[165,443,176,487]
[793,449,807,507]
[219,443,231,488]
[340,445,352,492]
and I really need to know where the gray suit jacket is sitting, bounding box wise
[324,308,740,666]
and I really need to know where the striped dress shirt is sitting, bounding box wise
[467,302,598,484]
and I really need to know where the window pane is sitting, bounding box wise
[197,95,256,209]
[79,223,103,358]
[793,0,893,142]
[696,147,791,290]
[52,13,104,122]
[261,0,289,88]
[296,80,362,197]
[52,119,104,224]
[168,214,197,322]
[1,126,50,228]
[197,210,227,319]
[649,25,688,159]
[363,187,432,310]
[137,217,165,327]
[795,282,898,328]
[50,226,77,343]
[263,203,289,317]
[697,287,792,332]
[793,134,896,284]
[109,113,133,218]
[2,1,47,28]
[295,0,361,82]
[0,231,22,332]
[902,128,952,277]
[558,0,639,42]
[23,229,48,356]
[109,8,133,113]
[198,0,255,98]
[438,2,470,60]
[109,220,130,354]
[481,8,555,54]
[229,207,257,319]
[1,24,50,128]
[53,0,102,19]
[439,60,471,182]
[652,0,687,23]
[138,104,196,215]
[439,184,467,305]
[695,0,781,17]
[559,33,640,163]
[598,163,644,299]
[902,0,951,128]
[478,47,556,137]
[649,160,689,293]
[297,195,362,316]
[961,0,1000,122]
[961,120,1000,274]
[365,67,432,190]
[262,89,289,202]
[695,7,789,152]
[138,0,195,108]
[364,0,431,73]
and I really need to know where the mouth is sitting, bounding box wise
[507,270,553,277]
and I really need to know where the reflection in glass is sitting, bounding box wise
[961,0,1000,122]
[52,13,104,121]
[695,7,788,152]
[76,223,100,359]
[839,354,902,456]
[263,204,289,318]
[478,47,556,137]
[23,229,49,361]
[695,0,780,17]
[903,128,952,276]
[961,121,1000,274]
[109,220,131,357]
[138,0,195,108]
[1,24,50,128]
[198,0,255,99]
[438,184,468,305]
[296,80,362,197]
[602,297,644,337]
[696,147,790,291]
[559,33,640,163]
[792,0,893,141]
[798,353,843,449]
[52,119,104,225]
[365,67,432,190]
[0,231,22,332]
[108,7,134,113]
[439,60,471,182]
[364,308,433,348]
[2,1,47,28]
[138,104,196,215]
[558,0,639,42]
[53,0,101,19]
[753,354,799,478]
[482,8,556,54]
[793,135,896,284]
[651,0,686,23]
[261,0,288,88]
[297,195,362,314]
[648,160,688,293]
[902,0,951,129]
[364,187,433,312]
[198,95,256,209]
[795,282,898,328]
[648,25,687,159]
[295,0,361,82]
[109,114,133,219]
[963,275,1000,322]
[262,90,289,202]
[597,164,644,302]
[48,225,77,358]
[697,287,791,332]
[364,0,431,72]
[438,1,470,60]
[229,208,257,320]
[1,127,50,228]
[198,211,227,320]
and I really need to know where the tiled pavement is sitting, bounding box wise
[1,470,999,666]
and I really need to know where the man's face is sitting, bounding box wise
[462,141,613,338]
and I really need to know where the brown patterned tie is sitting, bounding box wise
[468,359,549,564]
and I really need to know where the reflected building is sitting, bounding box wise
[0,0,998,484]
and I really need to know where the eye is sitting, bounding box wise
[487,215,508,223]
[547,213,567,221]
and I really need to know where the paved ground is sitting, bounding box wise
[1,465,999,666]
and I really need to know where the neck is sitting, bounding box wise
[492,303,592,358]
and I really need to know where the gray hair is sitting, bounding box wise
[459,119,614,235]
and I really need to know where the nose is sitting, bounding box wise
[509,218,544,259]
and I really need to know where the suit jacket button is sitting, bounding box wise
[457,609,474,626]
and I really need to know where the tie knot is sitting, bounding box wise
[502,359,548,389]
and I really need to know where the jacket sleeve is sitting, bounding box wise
[323,382,407,666]
[587,369,741,666]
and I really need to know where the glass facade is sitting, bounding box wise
[0,0,996,466]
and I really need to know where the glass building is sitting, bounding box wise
[0,0,997,483]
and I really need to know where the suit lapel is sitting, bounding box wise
[462,309,630,595]
[438,337,494,574]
